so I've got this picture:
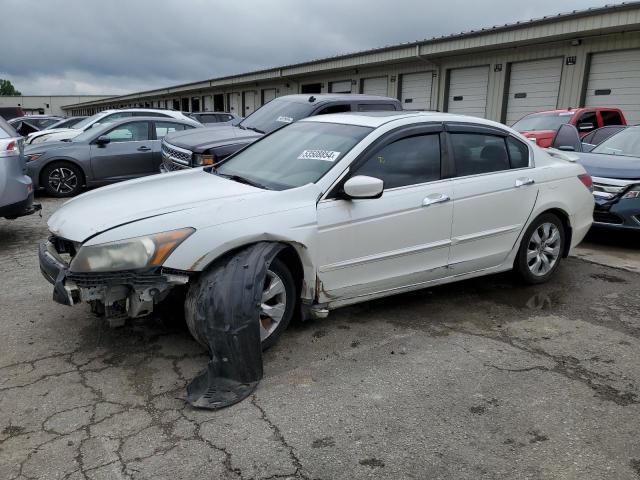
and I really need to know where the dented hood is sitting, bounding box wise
[48,169,261,241]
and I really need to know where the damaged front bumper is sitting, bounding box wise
[38,240,190,326]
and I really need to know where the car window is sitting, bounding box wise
[512,112,574,131]
[506,137,530,169]
[36,118,60,128]
[451,133,510,176]
[105,122,149,142]
[134,111,170,117]
[601,111,623,126]
[316,104,351,115]
[155,121,189,139]
[217,121,371,191]
[576,111,597,132]
[198,114,218,123]
[357,103,396,112]
[355,134,441,189]
[216,114,233,122]
[592,126,640,157]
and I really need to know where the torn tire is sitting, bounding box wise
[183,242,288,409]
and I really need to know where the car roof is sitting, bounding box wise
[301,111,513,130]
[276,94,399,104]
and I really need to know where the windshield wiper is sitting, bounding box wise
[218,173,270,190]
[243,126,264,134]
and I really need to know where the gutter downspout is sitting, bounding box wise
[415,45,440,111]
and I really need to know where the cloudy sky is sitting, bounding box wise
[0,0,627,96]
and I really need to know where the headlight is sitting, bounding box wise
[26,153,43,162]
[193,153,216,166]
[70,228,195,272]
[622,190,640,199]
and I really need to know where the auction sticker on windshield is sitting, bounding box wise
[276,116,294,123]
[298,150,341,162]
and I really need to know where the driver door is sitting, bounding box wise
[89,121,154,182]
[316,125,454,303]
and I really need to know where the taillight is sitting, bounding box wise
[6,141,17,152]
[578,173,593,191]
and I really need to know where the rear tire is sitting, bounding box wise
[514,213,565,284]
[42,162,83,197]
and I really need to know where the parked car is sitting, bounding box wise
[186,111,241,126]
[552,124,639,231]
[512,107,627,147]
[25,116,201,197]
[39,112,593,349]
[9,115,64,136]
[44,116,88,130]
[26,108,199,145]
[0,117,39,219]
[160,94,401,171]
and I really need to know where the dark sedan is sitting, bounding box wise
[553,124,640,231]
[25,116,201,197]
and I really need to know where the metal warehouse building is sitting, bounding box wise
[64,2,640,125]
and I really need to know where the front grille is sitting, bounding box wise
[67,270,167,288]
[161,141,192,169]
[593,211,624,225]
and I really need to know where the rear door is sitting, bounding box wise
[316,125,453,302]
[89,121,154,182]
[446,123,539,273]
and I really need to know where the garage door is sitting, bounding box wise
[585,49,640,125]
[505,57,563,125]
[400,72,433,110]
[329,80,352,93]
[227,92,241,115]
[262,88,276,105]
[361,76,388,97]
[447,66,489,118]
[243,91,257,115]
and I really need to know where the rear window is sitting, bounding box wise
[512,112,574,131]
[601,110,623,126]
[358,103,397,112]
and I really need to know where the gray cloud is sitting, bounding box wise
[0,0,626,95]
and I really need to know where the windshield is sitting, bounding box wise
[592,127,640,157]
[512,112,574,131]
[239,98,314,134]
[71,124,110,143]
[46,117,85,130]
[216,121,372,190]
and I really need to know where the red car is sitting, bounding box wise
[512,107,627,147]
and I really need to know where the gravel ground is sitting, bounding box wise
[1,196,639,480]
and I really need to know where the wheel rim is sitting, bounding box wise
[526,222,561,276]
[260,269,287,341]
[48,167,78,194]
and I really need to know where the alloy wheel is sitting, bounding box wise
[48,167,78,194]
[260,269,287,341]
[526,222,561,276]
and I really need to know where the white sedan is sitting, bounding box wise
[39,112,594,349]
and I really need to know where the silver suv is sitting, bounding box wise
[0,117,39,219]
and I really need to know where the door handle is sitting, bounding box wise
[137,146,151,151]
[423,193,450,207]
[515,177,535,187]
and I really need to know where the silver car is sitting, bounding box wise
[0,117,39,219]
[25,116,201,197]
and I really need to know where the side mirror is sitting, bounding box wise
[95,135,110,146]
[557,145,575,151]
[578,123,595,132]
[343,175,384,199]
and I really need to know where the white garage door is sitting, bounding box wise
[400,72,433,110]
[262,88,277,105]
[243,91,257,115]
[585,49,640,125]
[447,66,489,118]
[227,92,241,115]
[361,76,388,97]
[329,80,352,93]
[505,57,563,125]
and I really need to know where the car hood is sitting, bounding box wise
[164,125,262,153]
[48,169,265,242]
[576,152,640,180]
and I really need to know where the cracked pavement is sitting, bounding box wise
[1,197,640,479]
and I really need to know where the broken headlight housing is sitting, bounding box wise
[193,153,217,166]
[69,228,195,272]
